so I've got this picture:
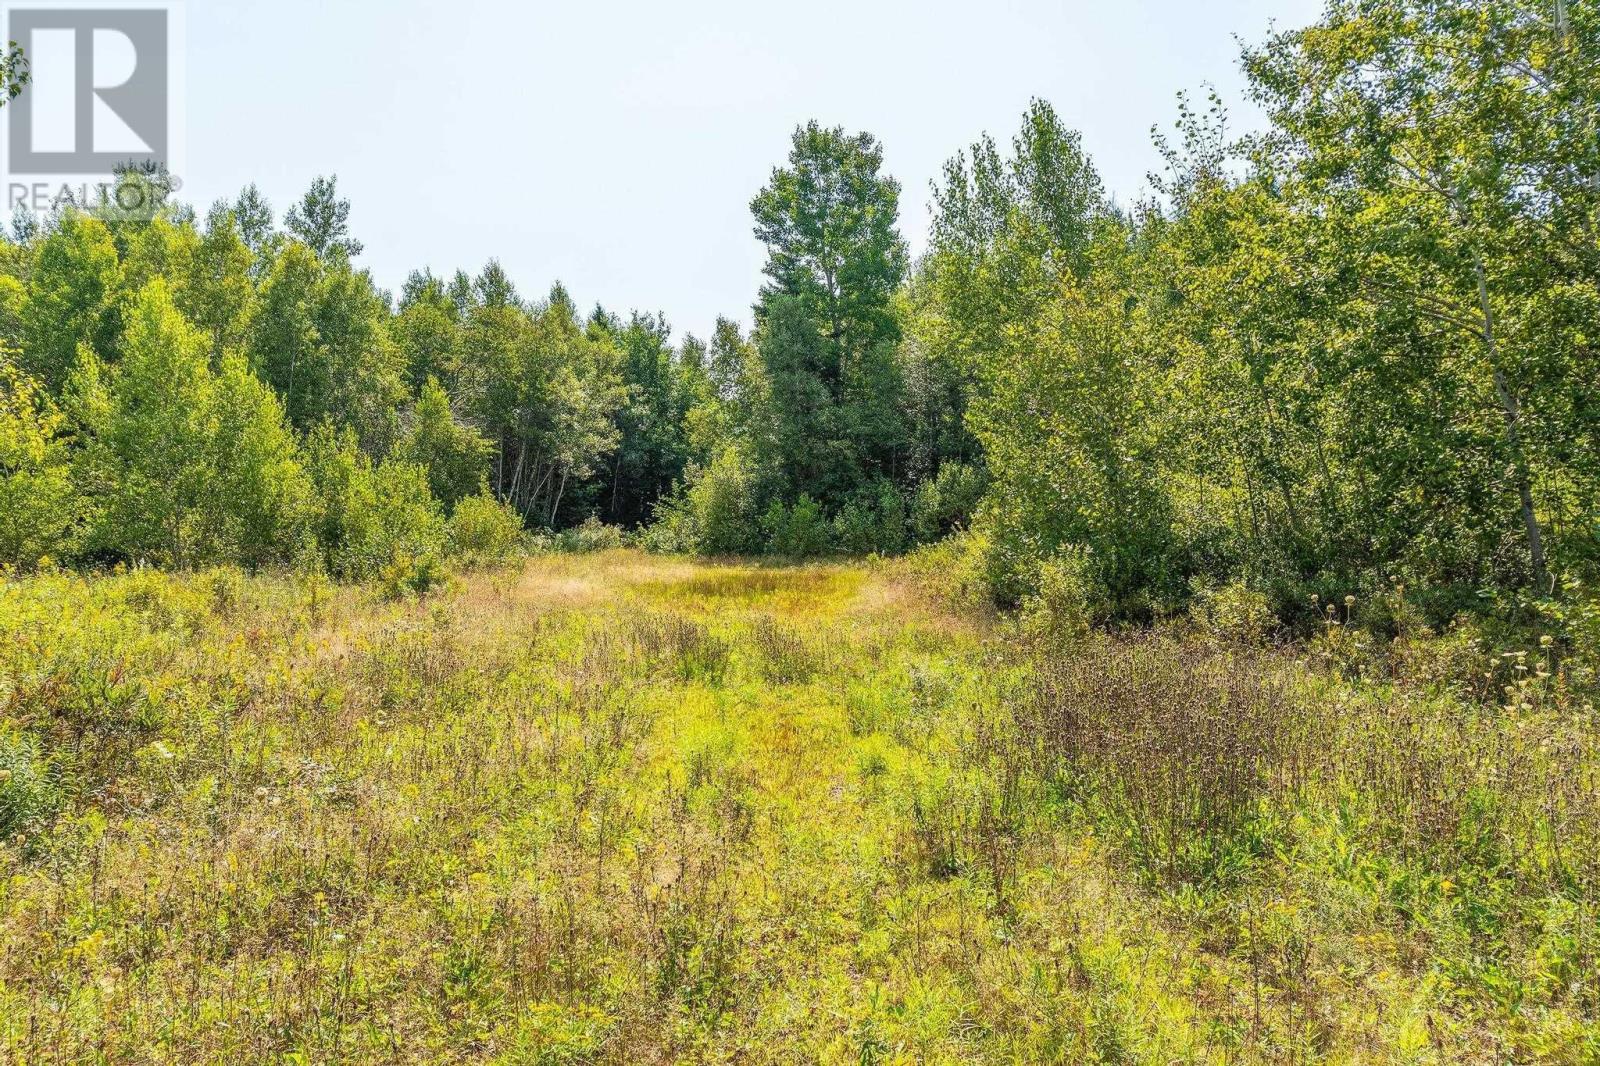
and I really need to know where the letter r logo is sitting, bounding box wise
[6,7,168,174]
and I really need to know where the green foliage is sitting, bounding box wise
[396,376,493,509]
[248,241,406,448]
[910,7,1600,619]
[0,731,59,843]
[554,516,626,554]
[303,424,445,580]
[20,212,121,389]
[447,490,526,565]
[909,461,984,544]
[745,123,911,511]
[79,280,312,568]
[0,356,80,567]
[831,479,906,556]
[283,174,363,261]
[647,445,762,556]
[1020,547,1099,644]
[1188,581,1277,644]
[762,494,831,558]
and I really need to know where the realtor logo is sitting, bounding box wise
[6,5,171,175]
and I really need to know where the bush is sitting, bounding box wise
[447,490,525,564]
[900,530,996,614]
[557,516,626,554]
[305,425,447,581]
[833,479,908,556]
[1190,581,1277,644]
[763,494,831,558]
[910,461,985,543]
[646,446,762,556]
[396,378,494,510]
[378,550,449,600]
[1020,547,1099,644]
[832,500,876,555]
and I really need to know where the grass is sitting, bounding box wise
[1,551,1596,1062]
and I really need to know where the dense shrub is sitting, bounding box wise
[1020,547,1100,643]
[305,424,446,580]
[833,479,907,556]
[1189,581,1277,644]
[648,446,762,556]
[909,461,984,543]
[446,490,526,564]
[395,377,494,510]
[556,516,627,554]
[762,494,831,558]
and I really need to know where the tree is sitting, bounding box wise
[396,376,493,509]
[248,242,404,447]
[233,184,278,267]
[183,204,257,359]
[590,310,695,527]
[1243,0,1600,590]
[748,122,910,507]
[752,122,907,356]
[285,174,363,261]
[0,355,79,566]
[20,212,122,389]
[394,270,461,391]
[79,279,311,568]
[303,422,446,580]
[0,38,28,107]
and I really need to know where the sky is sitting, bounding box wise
[181,0,1325,341]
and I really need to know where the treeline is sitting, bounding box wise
[658,0,1600,625]
[0,169,724,583]
[3,0,1598,625]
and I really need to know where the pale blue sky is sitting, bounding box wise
[185,0,1323,339]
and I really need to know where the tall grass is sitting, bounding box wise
[0,554,1596,1060]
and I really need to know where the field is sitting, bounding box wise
[2,553,1597,1063]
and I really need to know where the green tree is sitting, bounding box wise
[748,122,910,507]
[20,212,122,388]
[396,376,493,509]
[1243,0,1600,589]
[395,270,460,391]
[0,355,79,566]
[285,175,363,261]
[79,279,310,568]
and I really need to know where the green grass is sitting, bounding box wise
[0,552,1596,1062]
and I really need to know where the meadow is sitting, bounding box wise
[1,552,1596,1064]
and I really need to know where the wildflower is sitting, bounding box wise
[0,768,11,783]
[253,786,269,801]
[1540,635,1554,648]
[1344,595,1356,607]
